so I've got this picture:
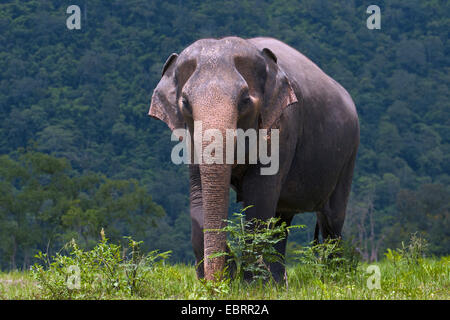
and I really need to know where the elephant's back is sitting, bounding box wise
[248,37,358,122]
[249,37,325,83]
[248,37,332,92]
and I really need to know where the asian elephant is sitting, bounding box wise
[148,37,359,281]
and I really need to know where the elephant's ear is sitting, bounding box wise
[260,48,298,129]
[148,53,184,131]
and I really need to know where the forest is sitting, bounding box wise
[0,0,448,271]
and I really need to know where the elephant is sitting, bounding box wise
[148,36,359,281]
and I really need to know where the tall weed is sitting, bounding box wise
[31,230,170,299]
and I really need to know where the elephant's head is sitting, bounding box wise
[148,37,298,280]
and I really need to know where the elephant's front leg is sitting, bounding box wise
[189,164,204,278]
[241,166,286,281]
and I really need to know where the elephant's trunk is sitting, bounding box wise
[196,116,235,281]
[200,162,231,281]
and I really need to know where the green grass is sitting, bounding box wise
[1,257,448,300]
[2,231,447,300]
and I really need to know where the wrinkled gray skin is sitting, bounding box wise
[149,37,359,281]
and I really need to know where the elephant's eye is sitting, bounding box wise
[180,97,192,115]
[238,93,252,114]
[242,96,251,104]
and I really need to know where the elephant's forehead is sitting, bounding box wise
[181,37,254,65]
[199,46,223,66]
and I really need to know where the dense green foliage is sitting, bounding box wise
[0,0,448,269]
[0,150,164,269]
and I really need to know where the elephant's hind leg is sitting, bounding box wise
[316,152,356,241]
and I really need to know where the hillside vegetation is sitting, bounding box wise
[0,0,449,270]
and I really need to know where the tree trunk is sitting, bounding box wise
[10,235,16,270]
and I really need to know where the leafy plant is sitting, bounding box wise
[384,233,429,266]
[194,270,231,299]
[293,239,360,282]
[209,206,303,283]
[31,230,170,299]
[384,248,403,266]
